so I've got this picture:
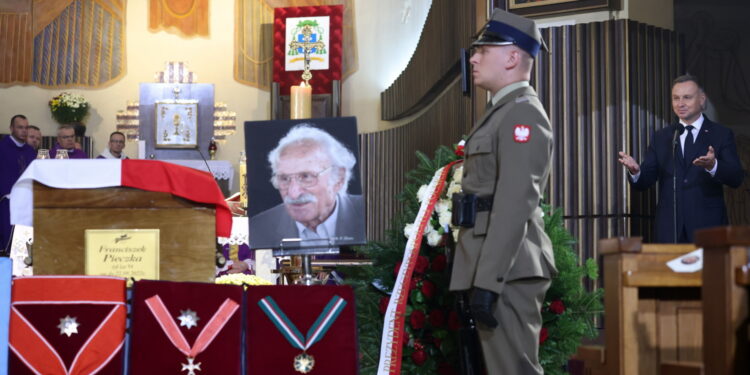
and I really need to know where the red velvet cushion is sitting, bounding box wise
[9,276,126,375]
[129,280,243,375]
[273,6,343,95]
[246,285,358,374]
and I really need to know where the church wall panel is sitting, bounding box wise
[363,80,471,241]
[536,20,683,263]
[373,14,683,267]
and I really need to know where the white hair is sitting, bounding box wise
[268,124,356,192]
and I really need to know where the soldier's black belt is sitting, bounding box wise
[451,193,493,228]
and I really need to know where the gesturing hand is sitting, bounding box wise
[618,151,640,175]
[693,145,717,170]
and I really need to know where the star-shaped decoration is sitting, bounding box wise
[57,315,80,337]
[294,352,315,374]
[181,357,202,375]
[177,309,200,329]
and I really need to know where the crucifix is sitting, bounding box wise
[288,24,325,85]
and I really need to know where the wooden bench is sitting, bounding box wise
[696,226,750,375]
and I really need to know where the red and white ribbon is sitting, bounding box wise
[144,295,239,358]
[376,160,461,375]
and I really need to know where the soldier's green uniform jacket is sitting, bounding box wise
[449,81,557,295]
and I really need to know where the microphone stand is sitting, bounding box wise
[671,126,683,243]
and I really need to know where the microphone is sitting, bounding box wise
[671,124,685,243]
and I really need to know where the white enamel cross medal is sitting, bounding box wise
[181,357,201,375]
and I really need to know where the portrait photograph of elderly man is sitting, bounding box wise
[246,118,365,250]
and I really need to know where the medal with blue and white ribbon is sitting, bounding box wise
[258,295,347,374]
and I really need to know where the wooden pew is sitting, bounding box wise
[599,237,700,375]
[696,226,750,375]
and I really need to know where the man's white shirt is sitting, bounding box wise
[295,195,340,241]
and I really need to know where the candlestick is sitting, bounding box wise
[290,82,312,119]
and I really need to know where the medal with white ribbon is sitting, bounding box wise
[258,295,347,374]
[145,295,239,375]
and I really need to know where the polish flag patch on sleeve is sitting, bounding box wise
[513,125,531,143]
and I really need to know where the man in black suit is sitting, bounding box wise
[249,124,365,249]
[618,75,744,242]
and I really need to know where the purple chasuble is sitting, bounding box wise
[0,135,37,249]
[50,144,88,159]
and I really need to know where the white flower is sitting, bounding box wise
[435,200,450,214]
[416,184,430,202]
[426,231,442,247]
[438,210,452,227]
[423,221,435,234]
[403,223,416,239]
[447,182,462,196]
[457,140,465,147]
[452,166,463,184]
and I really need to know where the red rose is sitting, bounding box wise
[413,339,423,351]
[411,349,428,365]
[433,336,442,348]
[455,145,465,157]
[431,254,447,272]
[539,327,549,344]
[394,261,402,277]
[421,279,436,299]
[448,310,460,331]
[410,276,422,291]
[410,310,426,329]
[414,255,429,274]
[429,309,445,327]
[549,300,565,315]
[378,296,390,314]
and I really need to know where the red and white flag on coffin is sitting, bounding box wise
[9,159,232,237]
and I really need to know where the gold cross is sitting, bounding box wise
[288,24,325,85]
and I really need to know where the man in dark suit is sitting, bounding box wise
[619,75,744,243]
[249,124,365,250]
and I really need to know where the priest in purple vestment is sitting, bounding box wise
[1,115,37,249]
[50,124,88,159]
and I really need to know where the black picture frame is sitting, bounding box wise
[506,0,619,18]
[244,117,365,251]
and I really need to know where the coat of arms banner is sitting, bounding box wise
[234,0,356,92]
[273,5,342,95]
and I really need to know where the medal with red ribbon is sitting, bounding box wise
[8,276,127,375]
[258,295,347,374]
[145,295,239,375]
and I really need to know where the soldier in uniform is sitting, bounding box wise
[449,9,557,374]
